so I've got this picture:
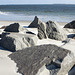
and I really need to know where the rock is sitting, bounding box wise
[46,21,67,41]
[28,16,47,39]
[64,20,75,29]
[4,23,28,32]
[72,35,75,40]
[69,65,75,75]
[9,44,75,75]
[0,33,38,52]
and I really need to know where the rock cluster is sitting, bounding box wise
[28,16,67,41]
[0,23,38,52]
[0,16,75,75]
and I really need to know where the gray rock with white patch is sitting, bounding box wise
[46,21,67,41]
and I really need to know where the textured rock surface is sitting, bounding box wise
[9,44,74,75]
[0,33,38,52]
[28,16,47,39]
[46,21,67,41]
[64,20,75,29]
[4,23,27,32]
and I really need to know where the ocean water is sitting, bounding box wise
[0,4,75,22]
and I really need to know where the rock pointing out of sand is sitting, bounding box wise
[28,16,47,39]
[64,20,75,29]
[4,23,28,32]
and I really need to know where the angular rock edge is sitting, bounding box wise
[9,44,75,75]
[28,16,47,39]
[4,23,27,32]
[64,20,75,29]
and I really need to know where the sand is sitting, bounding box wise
[0,20,67,27]
[0,47,21,75]
[0,21,75,75]
[0,20,31,27]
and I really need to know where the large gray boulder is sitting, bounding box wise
[9,44,75,75]
[28,16,47,39]
[64,20,75,29]
[46,21,67,41]
[4,23,27,32]
[0,33,38,52]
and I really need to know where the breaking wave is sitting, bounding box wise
[0,11,9,15]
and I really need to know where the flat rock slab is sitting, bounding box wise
[9,44,72,75]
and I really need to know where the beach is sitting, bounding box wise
[0,4,75,75]
[0,20,75,75]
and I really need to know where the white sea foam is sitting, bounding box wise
[0,11,9,15]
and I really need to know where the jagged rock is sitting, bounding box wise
[64,20,75,29]
[46,21,67,41]
[28,16,47,39]
[0,33,38,52]
[9,44,75,75]
[4,23,28,32]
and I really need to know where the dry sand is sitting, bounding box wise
[0,21,74,75]
[0,20,31,28]
[0,47,21,75]
[0,21,67,27]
